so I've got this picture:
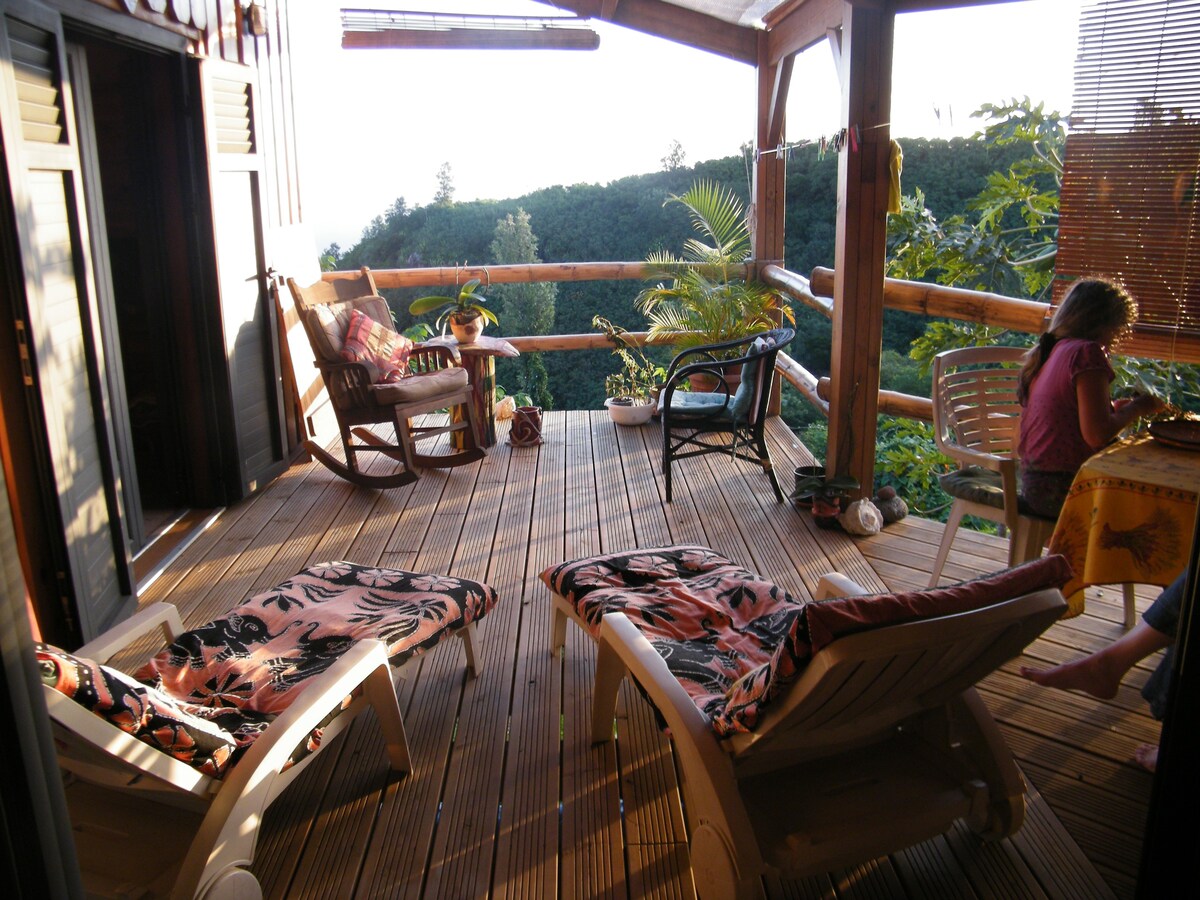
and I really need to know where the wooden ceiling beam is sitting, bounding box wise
[541,0,759,64]
[764,0,844,64]
[342,28,600,51]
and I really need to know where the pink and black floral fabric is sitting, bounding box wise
[541,545,809,735]
[43,562,497,777]
[542,546,1071,737]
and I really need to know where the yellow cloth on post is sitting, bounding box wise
[888,139,903,214]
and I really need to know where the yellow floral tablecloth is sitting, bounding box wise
[1048,434,1200,617]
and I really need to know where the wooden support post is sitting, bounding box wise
[827,1,893,497]
[754,31,793,416]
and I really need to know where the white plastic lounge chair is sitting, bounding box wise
[41,562,496,898]
[544,545,1069,900]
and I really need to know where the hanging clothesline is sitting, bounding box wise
[756,122,891,161]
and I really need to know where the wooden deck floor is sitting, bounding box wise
[132,411,1158,899]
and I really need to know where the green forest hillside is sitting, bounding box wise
[330,137,1029,412]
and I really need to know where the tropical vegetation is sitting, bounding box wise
[635,179,794,354]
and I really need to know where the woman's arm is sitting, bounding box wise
[1076,369,1165,448]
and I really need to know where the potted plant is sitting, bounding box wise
[791,469,860,528]
[408,278,498,344]
[635,180,794,389]
[594,315,665,425]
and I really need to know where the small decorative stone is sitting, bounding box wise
[872,486,909,523]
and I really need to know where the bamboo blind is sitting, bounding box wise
[1057,0,1200,363]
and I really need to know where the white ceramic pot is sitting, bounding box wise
[605,397,655,426]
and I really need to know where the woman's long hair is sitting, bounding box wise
[1017,278,1138,402]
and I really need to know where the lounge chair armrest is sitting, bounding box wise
[594,613,764,878]
[815,573,869,601]
[77,603,184,662]
[173,639,408,899]
[596,613,714,742]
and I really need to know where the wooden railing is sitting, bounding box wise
[325,262,1051,425]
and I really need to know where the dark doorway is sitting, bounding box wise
[70,35,217,567]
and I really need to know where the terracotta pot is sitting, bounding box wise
[605,397,655,426]
[509,406,543,446]
[688,368,742,394]
[449,312,484,344]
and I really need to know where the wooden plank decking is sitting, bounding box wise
[129,411,1158,899]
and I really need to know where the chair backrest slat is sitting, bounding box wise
[933,346,1027,460]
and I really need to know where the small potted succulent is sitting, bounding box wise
[408,278,498,344]
[594,315,665,425]
[791,470,860,527]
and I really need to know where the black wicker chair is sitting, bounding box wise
[659,327,794,502]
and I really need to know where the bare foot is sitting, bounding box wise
[1018,654,1123,700]
[1133,743,1158,773]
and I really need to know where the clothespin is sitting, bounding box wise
[849,125,858,153]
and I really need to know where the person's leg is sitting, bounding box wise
[1019,618,1173,698]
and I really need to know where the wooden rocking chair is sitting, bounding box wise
[287,268,484,489]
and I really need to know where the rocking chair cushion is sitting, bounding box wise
[370,366,468,404]
[304,295,394,362]
[341,308,414,383]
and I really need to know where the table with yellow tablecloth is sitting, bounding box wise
[1048,434,1200,617]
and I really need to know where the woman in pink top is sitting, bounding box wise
[1017,278,1165,518]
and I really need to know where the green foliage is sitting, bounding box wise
[661,140,687,172]
[434,162,455,206]
[403,322,434,342]
[874,418,953,518]
[636,180,793,354]
[1112,356,1200,416]
[408,278,498,334]
[490,208,557,407]
[887,98,1065,301]
[593,316,666,403]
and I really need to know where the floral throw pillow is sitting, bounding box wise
[340,308,413,383]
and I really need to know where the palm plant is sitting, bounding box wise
[636,180,792,355]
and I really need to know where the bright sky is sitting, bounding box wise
[290,0,1084,250]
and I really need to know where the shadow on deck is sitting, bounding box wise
[129,411,1156,899]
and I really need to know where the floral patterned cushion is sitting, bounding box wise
[340,308,413,383]
[47,563,496,778]
[541,545,809,735]
[38,643,244,777]
[138,563,496,716]
[542,546,1072,738]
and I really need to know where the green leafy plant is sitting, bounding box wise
[791,470,860,519]
[408,278,499,334]
[636,180,793,356]
[593,315,665,404]
[403,322,434,343]
[496,384,533,408]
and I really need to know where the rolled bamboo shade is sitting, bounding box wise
[1056,0,1200,363]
